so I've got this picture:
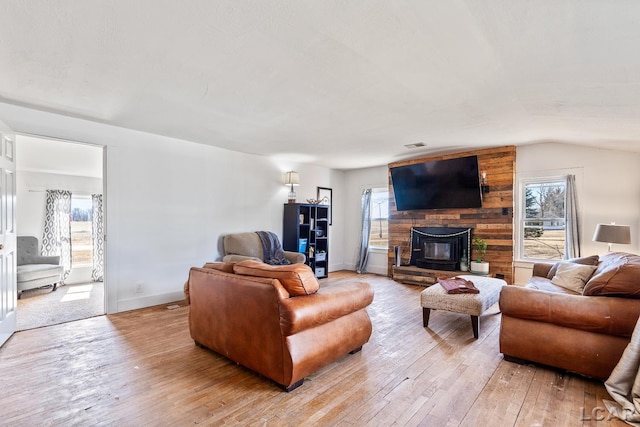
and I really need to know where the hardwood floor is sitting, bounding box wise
[0,271,625,426]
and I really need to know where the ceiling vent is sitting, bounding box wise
[404,142,426,149]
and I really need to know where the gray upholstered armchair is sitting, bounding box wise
[222,232,305,264]
[17,236,64,299]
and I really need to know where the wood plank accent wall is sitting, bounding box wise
[388,145,516,284]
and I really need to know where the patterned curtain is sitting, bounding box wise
[355,189,372,274]
[91,194,104,282]
[42,190,72,281]
[565,174,581,258]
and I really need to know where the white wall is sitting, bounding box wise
[514,142,640,283]
[16,170,103,284]
[343,165,389,275]
[339,143,640,284]
[0,102,344,313]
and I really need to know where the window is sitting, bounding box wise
[70,195,93,267]
[369,188,389,250]
[520,178,566,260]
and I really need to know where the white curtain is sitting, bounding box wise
[42,190,72,281]
[91,194,104,282]
[604,316,640,425]
[355,189,372,274]
[565,175,581,258]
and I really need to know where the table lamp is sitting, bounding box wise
[592,223,631,252]
[284,171,299,203]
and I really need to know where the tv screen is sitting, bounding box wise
[390,155,483,211]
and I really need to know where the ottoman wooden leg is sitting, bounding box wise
[471,315,479,339]
[423,308,431,327]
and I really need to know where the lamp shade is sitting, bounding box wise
[593,223,631,244]
[284,171,299,186]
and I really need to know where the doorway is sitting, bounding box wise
[15,134,105,330]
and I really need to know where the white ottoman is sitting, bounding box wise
[420,275,507,338]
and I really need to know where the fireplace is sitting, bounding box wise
[410,227,472,271]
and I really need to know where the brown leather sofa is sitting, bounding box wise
[500,252,640,379]
[185,260,374,391]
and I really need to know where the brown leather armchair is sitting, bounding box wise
[186,262,374,391]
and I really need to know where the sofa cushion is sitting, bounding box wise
[233,260,319,296]
[223,232,263,259]
[202,262,235,273]
[547,255,600,279]
[551,262,597,293]
[526,276,580,295]
[16,264,64,283]
[583,252,640,298]
[184,262,236,304]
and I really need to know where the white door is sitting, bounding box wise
[0,129,16,347]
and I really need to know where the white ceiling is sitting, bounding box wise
[2,1,640,170]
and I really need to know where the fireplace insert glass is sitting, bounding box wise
[410,227,472,271]
[423,241,452,261]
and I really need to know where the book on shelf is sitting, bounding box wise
[298,238,308,253]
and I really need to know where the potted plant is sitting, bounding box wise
[470,237,489,275]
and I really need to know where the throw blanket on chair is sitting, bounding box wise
[257,231,291,265]
[604,316,640,426]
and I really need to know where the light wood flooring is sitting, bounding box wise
[0,271,626,426]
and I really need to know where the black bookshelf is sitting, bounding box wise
[283,203,329,278]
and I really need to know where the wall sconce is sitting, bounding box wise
[481,170,489,193]
[593,222,631,252]
[284,171,299,203]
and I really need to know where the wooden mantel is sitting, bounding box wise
[387,145,516,284]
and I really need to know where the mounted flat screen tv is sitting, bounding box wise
[390,155,483,211]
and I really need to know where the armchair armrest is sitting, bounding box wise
[532,262,553,278]
[279,281,374,336]
[284,251,305,264]
[500,285,640,337]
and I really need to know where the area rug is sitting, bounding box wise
[17,282,105,331]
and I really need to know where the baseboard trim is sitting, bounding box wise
[117,291,185,313]
[343,263,387,275]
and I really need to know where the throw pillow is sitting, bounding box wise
[551,262,598,293]
[547,255,599,279]
[233,260,320,296]
[583,252,640,298]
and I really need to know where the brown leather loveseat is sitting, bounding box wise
[500,252,640,379]
[185,260,374,391]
